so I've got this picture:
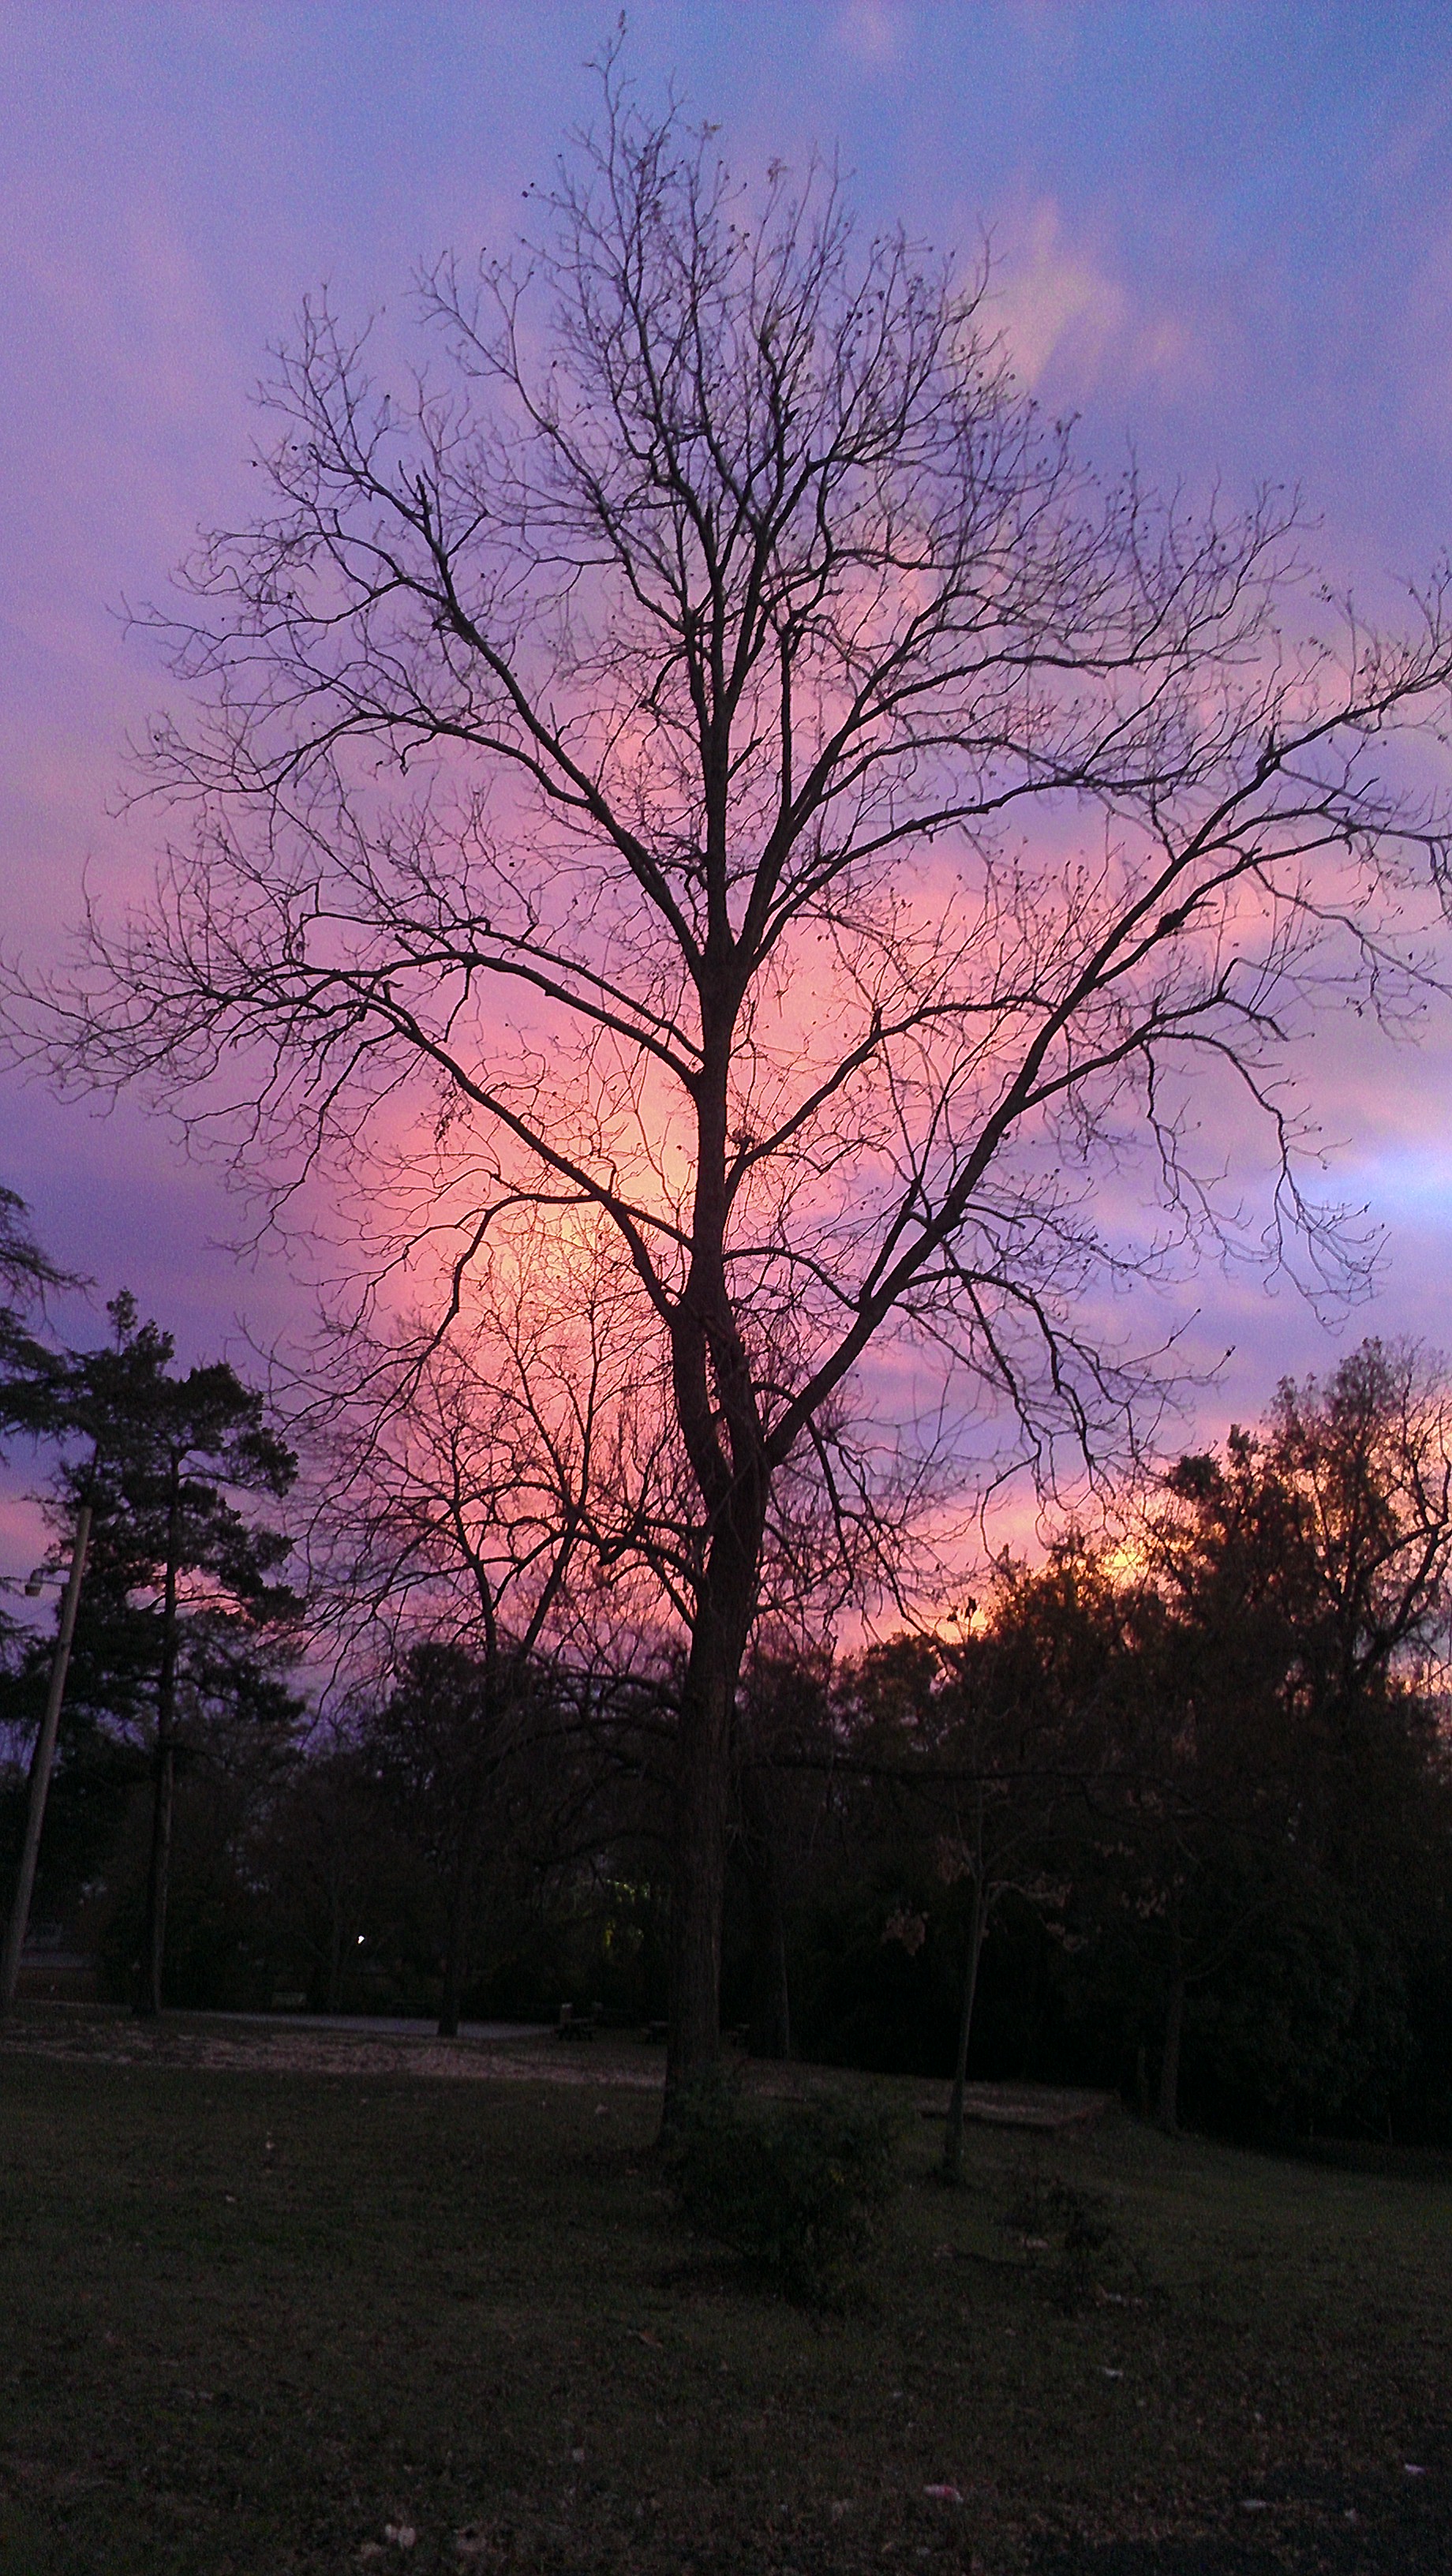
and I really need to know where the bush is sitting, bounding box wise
[1002,2166,1120,2311]
[667,2072,900,2305]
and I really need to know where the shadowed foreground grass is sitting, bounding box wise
[1,2031,1449,2574]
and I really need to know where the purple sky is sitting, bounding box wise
[4,1,1452,1572]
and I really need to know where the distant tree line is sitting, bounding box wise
[3,1185,1448,2147]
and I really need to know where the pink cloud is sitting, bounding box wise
[988,198,1196,397]
[833,3,911,70]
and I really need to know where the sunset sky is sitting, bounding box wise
[4,1,1452,1571]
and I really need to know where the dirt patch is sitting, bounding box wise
[0,2011,1121,2128]
[0,2012,664,2089]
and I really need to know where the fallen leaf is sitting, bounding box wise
[634,2329,662,2348]
[923,2484,963,2504]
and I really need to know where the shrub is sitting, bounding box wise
[667,2072,900,2305]
[1002,2166,1120,2310]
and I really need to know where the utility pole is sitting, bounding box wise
[0,1503,93,2016]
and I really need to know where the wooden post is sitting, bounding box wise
[941,1860,989,2185]
[0,1504,93,2015]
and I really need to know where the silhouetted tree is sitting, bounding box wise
[0,1186,79,1412]
[1137,1340,1452,2129]
[32,62,1452,2094]
[305,1234,628,2034]
[39,1297,301,2013]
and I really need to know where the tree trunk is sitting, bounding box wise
[0,1504,92,2016]
[325,1889,346,2015]
[438,1778,488,2039]
[941,1865,990,2185]
[437,1848,471,2039]
[439,1672,505,2039]
[665,1567,756,2110]
[664,1023,769,2114]
[137,1475,181,2020]
[741,1761,791,2060]
[1157,1968,1185,2135]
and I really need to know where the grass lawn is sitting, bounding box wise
[1,2015,1449,2574]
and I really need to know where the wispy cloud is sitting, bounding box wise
[832,3,910,70]
[989,198,1192,395]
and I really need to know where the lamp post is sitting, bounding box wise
[0,1503,93,2015]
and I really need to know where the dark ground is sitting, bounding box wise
[0,2009,1446,2575]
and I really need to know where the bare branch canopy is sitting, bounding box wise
[20,59,1452,2086]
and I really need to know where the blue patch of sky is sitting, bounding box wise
[3,0,1452,1417]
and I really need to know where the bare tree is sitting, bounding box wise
[308,1220,627,2034]
[27,63,1452,2093]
